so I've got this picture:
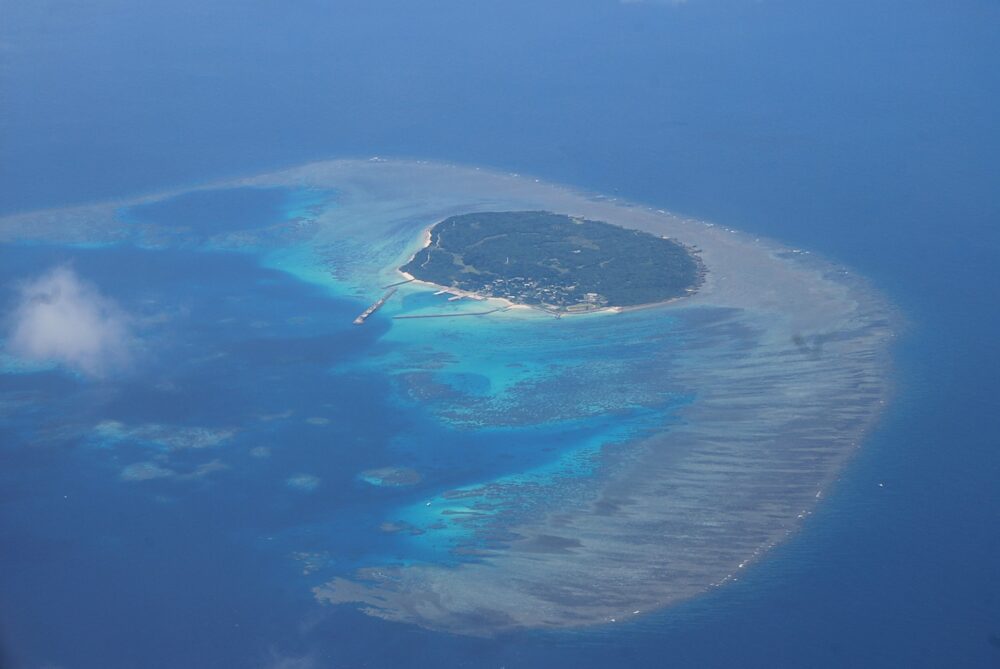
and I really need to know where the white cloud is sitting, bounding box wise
[121,461,175,481]
[120,458,229,483]
[287,474,320,492]
[261,649,319,669]
[6,266,133,376]
[621,0,688,5]
[94,420,236,450]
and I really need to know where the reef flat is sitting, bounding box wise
[0,159,896,637]
[400,210,702,312]
[298,161,893,634]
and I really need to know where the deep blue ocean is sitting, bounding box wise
[1,1,999,667]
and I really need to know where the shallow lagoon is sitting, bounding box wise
[0,160,894,661]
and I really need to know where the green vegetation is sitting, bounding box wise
[401,211,703,311]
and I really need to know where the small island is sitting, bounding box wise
[400,211,703,312]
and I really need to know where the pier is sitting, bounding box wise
[353,287,398,325]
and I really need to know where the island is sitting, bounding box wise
[400,211,704,312]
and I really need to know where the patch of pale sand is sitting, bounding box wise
[286,474,320,492]
[306,417,330,426]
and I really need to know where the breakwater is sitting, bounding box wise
[353,287,397,324]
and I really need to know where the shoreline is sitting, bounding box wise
[394,226,545,315]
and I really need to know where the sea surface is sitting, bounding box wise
[1,1,999,668]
